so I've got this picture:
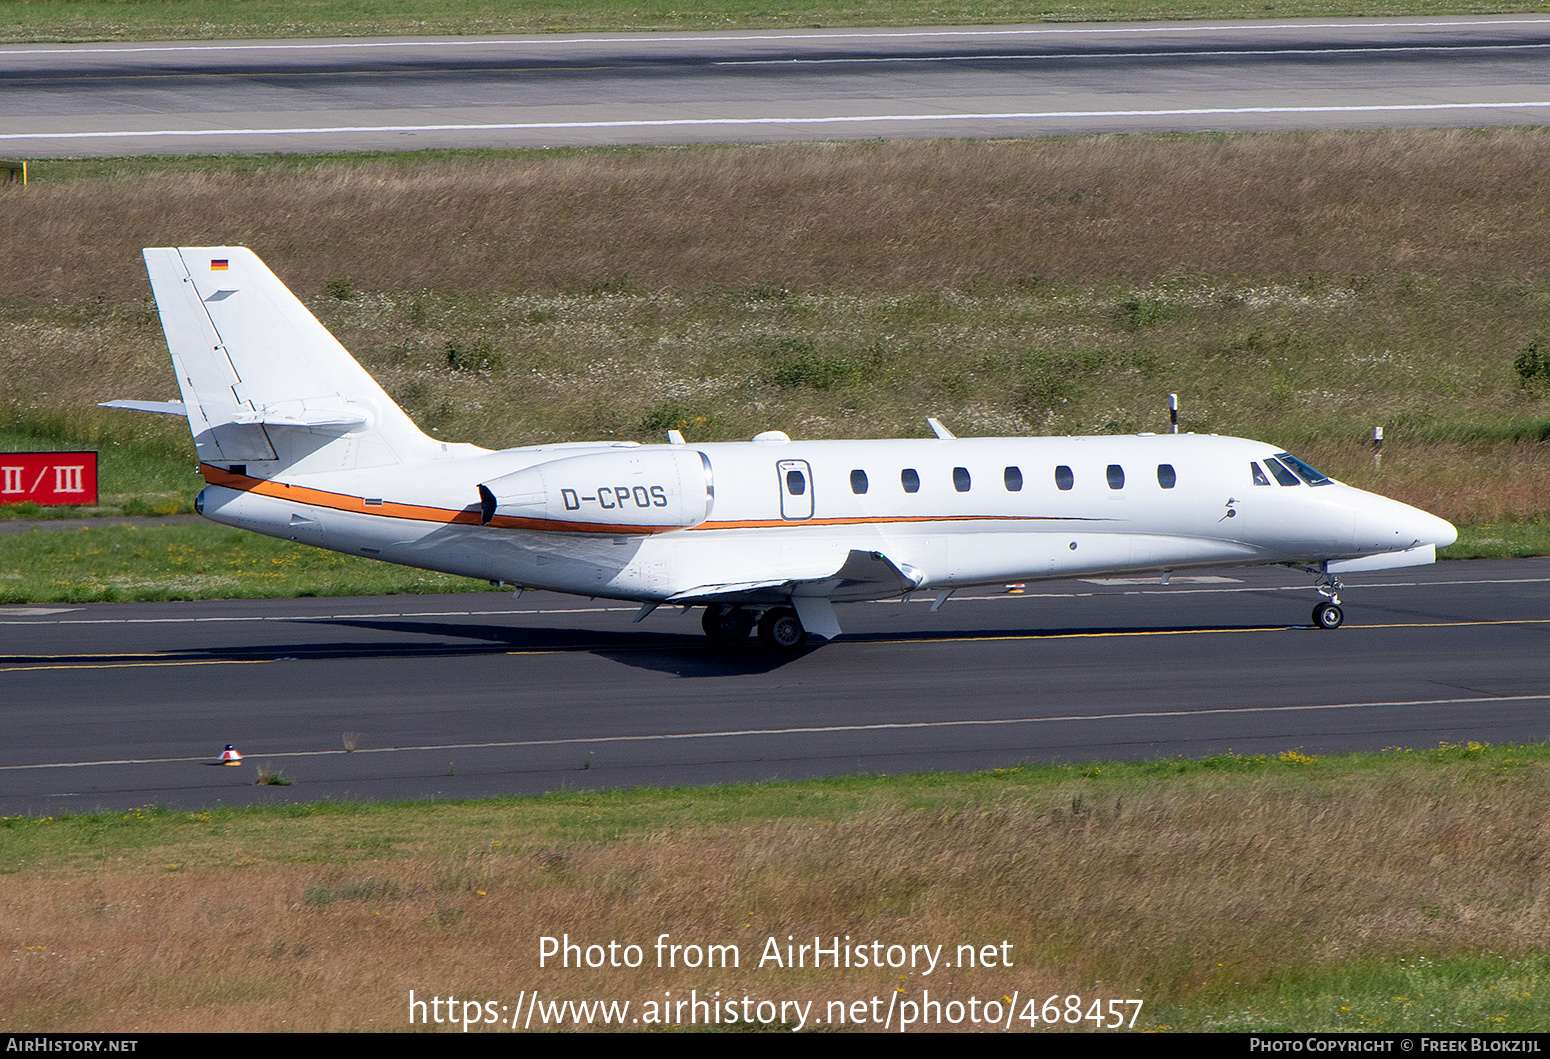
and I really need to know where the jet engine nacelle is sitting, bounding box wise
[478,447,713,532]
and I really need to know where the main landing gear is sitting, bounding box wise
[1311,570,1345,630]
[701,603,808,649]
[1312,601,1344,629]
[702,603,756,643]
[756,607,807,649]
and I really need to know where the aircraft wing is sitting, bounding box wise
[668,548,924,605]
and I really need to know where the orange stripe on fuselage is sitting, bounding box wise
[694,514,1097,530]
[200,463,682,534]
[198,465,1111,535]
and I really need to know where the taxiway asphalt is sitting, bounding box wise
[3,557,1547,813]
[4,17,1550,154]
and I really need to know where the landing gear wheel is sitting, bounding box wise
[757,607,807,649]
[702,604,755,643]
[1312,602,1344,629]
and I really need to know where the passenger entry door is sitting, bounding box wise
[778,459,813,520]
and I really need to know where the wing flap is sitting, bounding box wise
[668,548,923,605]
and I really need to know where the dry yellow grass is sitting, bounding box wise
[8,755,1550,1031]
[6,130,1550,302]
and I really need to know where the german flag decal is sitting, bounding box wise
[210,259,229,271]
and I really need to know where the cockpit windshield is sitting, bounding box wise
[1275,453,1331,486]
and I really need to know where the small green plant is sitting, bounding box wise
[1514,341,1550,390]
[325,277,355,301]
[1119,293,1179,331]
[638,402,717,438]
[765,337,859,389]
[255,764,293,786]
[444,339,502,374]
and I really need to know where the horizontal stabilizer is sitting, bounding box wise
[229,407,370,428]
[100,399,186,416]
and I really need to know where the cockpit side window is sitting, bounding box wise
[1277,453,1331,486]
[1264,457,1301,487]
[1251,463,1270,487]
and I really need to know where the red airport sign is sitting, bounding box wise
[0,451,98,506]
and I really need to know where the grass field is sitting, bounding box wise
[6,743,1550,1031]
[2,0,1547,44]
[0,521,497,603]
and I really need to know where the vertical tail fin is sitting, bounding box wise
[143,246,437,474]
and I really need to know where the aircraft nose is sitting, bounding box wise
[1415,508,1458,550]
[1390,499,1456,550]
[1352,493,1457,552]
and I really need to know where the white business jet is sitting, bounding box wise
[105,247,1457,649]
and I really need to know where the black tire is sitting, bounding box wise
[756,607,807,649]
[702,604,755,643]
[1313,602,1344,629]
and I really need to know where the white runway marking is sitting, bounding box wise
[4,20,1549,57]
[8,101,1550,144]
[6,692,1549,771]
[2,575,1549,625]
[716,43,1550,64]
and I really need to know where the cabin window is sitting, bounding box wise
[1264,457,1301,487]
[901,468,920,493]
[1277,452,1331,486]
[1055,465,1074,491]
[1157,464,1177,489]
[1106,464,1125,490]
[953,466,971,492]
[1004,466,1023,491]
[1251,462,1271,486]
[850,469,869,494]
[786,469,807,495]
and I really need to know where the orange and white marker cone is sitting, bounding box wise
[1005,584,1025,594]
[218,744,243,765]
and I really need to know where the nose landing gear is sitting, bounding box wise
[1312,570,1345,629]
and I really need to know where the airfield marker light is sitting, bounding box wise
[1169,394,1178,434]
[1373,426,1384,471]
[218,744,243,765]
